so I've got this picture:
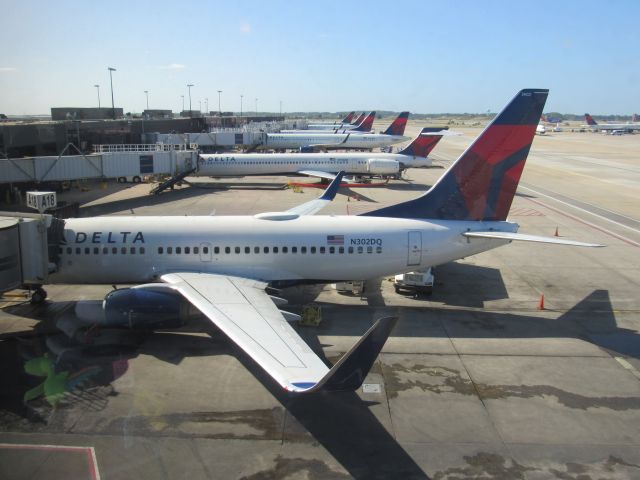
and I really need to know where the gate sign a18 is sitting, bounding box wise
[26,191,57,213]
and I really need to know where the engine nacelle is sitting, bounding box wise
[299,146,315,153]
[366,158,399,174]
[103,284,195,330]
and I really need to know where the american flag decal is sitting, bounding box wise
[327,235,344,245]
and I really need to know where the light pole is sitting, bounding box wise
[199,100,202,112]
[205,98,208,115]
[181,95,184,113]
[240,95,243,117]
[94,84,100,109]
[108,67,116,119]
[217,90,222,115]
[279,100,282,117]
[144,90,149,110]
[255,97,258,116]
[187,84,194,116]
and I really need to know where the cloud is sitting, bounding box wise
[0,67,18,72]
[158,63,186,70]
[240,21,251,34]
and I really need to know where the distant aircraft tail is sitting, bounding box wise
[341,111,355,123]
[382,111,409,136]
[633,113,638,123]
[352,111,376,131]
[351,112,365,126]
[363,89,548,221]
[585,113,598,126]
[398,127,448,157]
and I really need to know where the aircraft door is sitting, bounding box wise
[407,231,422,266]
[200,242,212,262]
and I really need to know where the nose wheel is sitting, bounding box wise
[30,287,47,304]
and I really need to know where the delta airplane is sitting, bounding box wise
[39,89,602,394]
[281,111,378,134]
[306,111,357,130]
[198,127,446,181]
[266,112,408,151]
[583,114,640,132]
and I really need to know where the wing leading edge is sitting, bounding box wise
[161,272,395,393]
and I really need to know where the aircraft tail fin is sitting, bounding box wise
[302,317,397,393]
[585,113,598,126]
[363,89,548,221]
[398,127,448,157]
[383,111,409,136]
[351,112,365,126]
[341,111,355,123]
[632,113,638,123]
[352,111,376,132]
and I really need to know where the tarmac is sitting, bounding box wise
[1,122,639,479]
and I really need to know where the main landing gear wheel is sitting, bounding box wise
[30,287,47,305]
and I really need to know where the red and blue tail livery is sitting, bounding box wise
[352,111,376,132]
[584,113,598,126]
[364,89,548,221]
[398,127,447,157]
[341,111,355,123]
[383,111,409,136]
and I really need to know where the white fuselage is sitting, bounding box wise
[196,152,431,177]
[264,133,408,150]
[304,123,358,131]
[49,216,516,285]
[586,122,640,131]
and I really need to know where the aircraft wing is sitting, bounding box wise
[463,231,604,247]
[161,272,396,393]
[297,169,339,181]
[287,171,344,215]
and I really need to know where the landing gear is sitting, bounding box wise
[30,287,47,304]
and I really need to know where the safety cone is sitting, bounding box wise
[554,227,559,237]
[538,294,545,310]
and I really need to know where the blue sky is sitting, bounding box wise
[1,0,638,115]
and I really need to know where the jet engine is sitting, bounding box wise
[102,284,196,330]
[366,159,400,175]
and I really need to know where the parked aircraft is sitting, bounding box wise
[536,124,546,135]
[197,127,447,181]
[306,111,356,130]
[583,114,640,132]
[282,111,377,133]
[270,112,408,151]
[38,89,602,394]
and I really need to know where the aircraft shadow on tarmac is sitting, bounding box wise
[1,289,637,479]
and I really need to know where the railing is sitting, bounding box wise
[92,143,198,153]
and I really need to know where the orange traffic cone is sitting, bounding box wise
[554,227,559,237]
[538,294,545,310]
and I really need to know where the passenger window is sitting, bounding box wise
[273,247,279,253]
[130,247,136,254]
[245,246,250,254]
[167,247,173,254]
[282,246,288,253]
[84,247,90,254]
[158,247,164,254]
[103,247,108,254]
[112,247,118,254]
[93,247,99,254]
[254,246,259,254]
[367,246,373,254]
[320,246,326,254]
[357,246,363,254]
[121,247,127,254]
[264,247,269,253]
[213,246,219,254]
[185,247,190,254]
[140,247,145,254]
[204,246,209,254]
[225,247,231,254]
[339,247,344,254]
[329,247,335,254]
[75,247,81,254]
[176,247,182,254]
[301,246,307,254]
[235,246,241,254]
[348,246,354,254]
[310,246,316,254]
[292,246,297,253]
[376,246,382,254]
[194,247,199,254]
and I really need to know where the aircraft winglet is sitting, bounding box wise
[319,171,345,200]
[299,316,398,393]
[284,171,345,216]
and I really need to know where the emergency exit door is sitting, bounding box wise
[407,231,422,266]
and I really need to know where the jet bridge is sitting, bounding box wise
[0,212,63,302]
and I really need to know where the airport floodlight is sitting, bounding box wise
[94,84,100,109]
[187,84,194,116]
[108,67,116,119]
[217,90,222,115]
[144,90,149,110]
[181,95,185,113]
[205,98,209,115]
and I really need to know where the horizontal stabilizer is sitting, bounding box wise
[286,171,344,215]
[301,316,398,393]
[463,231,604,247]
